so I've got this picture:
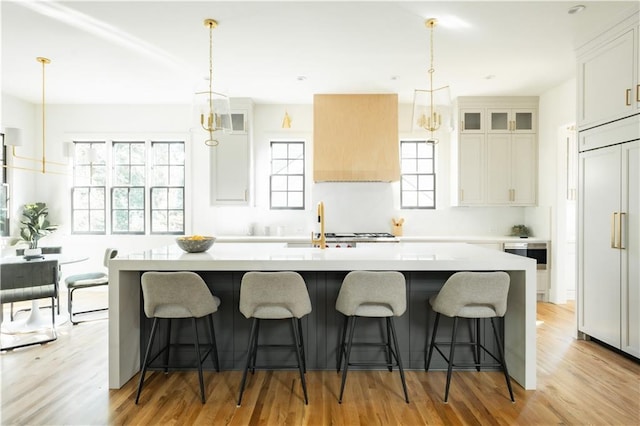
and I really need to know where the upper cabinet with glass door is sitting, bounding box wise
[459,108,484,133]
[487,108,536,133]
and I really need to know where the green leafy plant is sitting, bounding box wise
[19,202,58,249]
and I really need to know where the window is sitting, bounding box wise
[72,141,107,234]
[71,139,185,235]
[0,133,8,236]
[150,141,184,234]
[400,140,435,209]
[270,141,304,209]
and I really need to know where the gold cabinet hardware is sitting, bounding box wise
[619,212,626,249]
[626,89,632,106]
[611,212,618,248]
[636,84,640,102]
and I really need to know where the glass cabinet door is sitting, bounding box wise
[460,109,483,133]
[488,109,535,132]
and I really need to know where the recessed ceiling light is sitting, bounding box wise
[568,5,586,15]
[484,75,496,80]
[296,76,307,81]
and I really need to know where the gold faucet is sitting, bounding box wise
[311,201,326,249]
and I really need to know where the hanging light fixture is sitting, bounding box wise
[197,18,231,147]
[281,110,292,129]
[3,57,67,174]
[412,18,451,143]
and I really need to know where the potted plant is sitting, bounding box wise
[19,202,58,254]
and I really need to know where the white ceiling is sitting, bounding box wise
[2,0,637,106]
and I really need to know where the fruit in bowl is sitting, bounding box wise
[176,235,215,253]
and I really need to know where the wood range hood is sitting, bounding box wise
[313,94,400,182]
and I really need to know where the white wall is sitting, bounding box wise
[536,78,577,303]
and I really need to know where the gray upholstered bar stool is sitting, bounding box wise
[425,271,515,403]
[335,270,409,403]
[237,271,312,406]
[135,271,220,404]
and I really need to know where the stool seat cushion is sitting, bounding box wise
[65,272,108,288]
[429,271,510,318]
[336,271,406,317]
[141,272,220,319]
[240,271,311,319]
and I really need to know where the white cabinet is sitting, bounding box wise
[458,134,485,204]
[487,108,536,133]
[456,97,538,206]
[210,101,252,205]
[486,133,537,205]
[578,138,639,357]
[577,12,639,130]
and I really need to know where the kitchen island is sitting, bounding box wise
[108,242,536,390]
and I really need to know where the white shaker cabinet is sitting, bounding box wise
[577,12,639,130]
[210,101,252,205]
[456,97,538,206]
[578,138,639,357]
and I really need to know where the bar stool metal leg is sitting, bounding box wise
[388,317,409,403]
[136,317,160,404]
[297,318,307,373]
[491,318,515,402]
[425,312,441,371]
[206,314,220,372]
[338,316,357,404]
[337,316,349,373]
[444,317,459,403]
[291,318,309,404]
[237,317,259,406]
[192,317,206,404]
[385,318,393,372]
[163,319,172,374]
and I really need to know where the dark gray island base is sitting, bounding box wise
[109,243,536,390]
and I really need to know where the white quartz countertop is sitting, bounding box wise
[214,235,549,244]
[111,242,535,272]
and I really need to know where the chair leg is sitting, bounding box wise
[136,317,160,404]
[388,317,409,403]
[444,316,459,403]
[10,302,14,321]
[491,317,515,402]
[474,318,481,371]
[250,319,261,374]
[291,318,308,404]
[297,318,307,374]
[338,316,357,404]
[425,312,441,371]
[163,319,172,374]
[337,315,349,373]
[237,317,259,406]
[68,288,74,324]
[192,317,206,404]
[207,314,220,372]
[386,318,393,372]
[50,295,57,340]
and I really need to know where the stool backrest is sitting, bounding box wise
[432,271,510,317]
[140,271,217,318]
[240,271,311,319]
[336,271,406,316]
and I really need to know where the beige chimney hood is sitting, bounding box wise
[313,94,400,182]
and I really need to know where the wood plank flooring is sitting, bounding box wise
[1,300,639,425]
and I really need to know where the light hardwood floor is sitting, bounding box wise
[1,298,639,425]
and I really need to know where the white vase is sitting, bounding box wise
[24,248,42,257]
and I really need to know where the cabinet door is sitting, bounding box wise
[487,109,511,133]
[210,134,249,204]
[510,134,537,205]
[512,109,536,133]
[578,27,636,129]
[578,145,621,348]
[486,134,511,203]
[458,134,485,204]
[621,141,640,357]
[460,109,483,133]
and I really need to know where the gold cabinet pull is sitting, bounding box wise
[636,84,640,102]
[626,89,632,106]
[461,120,465,130]
[619,212,626,249]
[611,212,618,248]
